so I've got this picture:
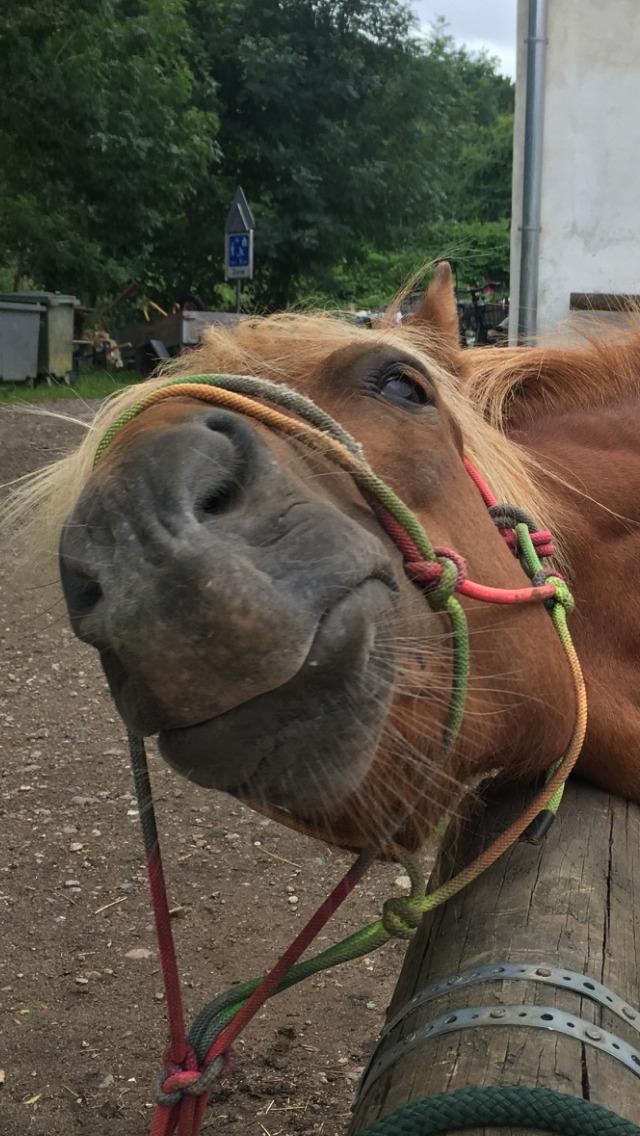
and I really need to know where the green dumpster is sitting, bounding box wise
[0,292,78,381]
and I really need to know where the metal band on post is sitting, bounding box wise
[356,1003,640,1107]
[378,962,640,1041]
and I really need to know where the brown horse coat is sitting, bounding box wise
[464,330,640,803]
[5,266,639,849]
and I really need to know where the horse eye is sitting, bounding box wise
[380,370,430,407]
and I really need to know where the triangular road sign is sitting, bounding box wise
[225,186,255,233]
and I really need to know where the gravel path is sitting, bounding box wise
[0,401,410,1136]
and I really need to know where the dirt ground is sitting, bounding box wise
[0,402,412,1136]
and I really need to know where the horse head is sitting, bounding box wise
[38,267,575,849]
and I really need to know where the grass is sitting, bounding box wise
[0,368,142,404]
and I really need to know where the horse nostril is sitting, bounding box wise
[196,477,238,518]
[66,573,103,617]
[192,412,251,518]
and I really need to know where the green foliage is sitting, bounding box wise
[298,245,423,310]
[297,218,510,311]
[424,219,511,289]
[0,3,514,313]
[0,0,216,298]
[450,114,515,223]
[164,0,444,306]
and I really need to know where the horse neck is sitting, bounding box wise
[515,396,640,803]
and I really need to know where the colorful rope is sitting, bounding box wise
[93,373,587,1136]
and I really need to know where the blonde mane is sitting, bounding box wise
[2,311,553,565]
[464,325,640,430]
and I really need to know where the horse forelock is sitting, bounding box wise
[2,309,552,569]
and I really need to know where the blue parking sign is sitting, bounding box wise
[225,188,254,280]
[228,234,250,268]
[225,229,253,279]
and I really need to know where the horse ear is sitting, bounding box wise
[407,262,459,346]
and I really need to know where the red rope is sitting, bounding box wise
[459,579,556,604]
[464,458,554,557]
[205,852,372,1060]
[371,502,556,608]
[147,850,189,1064]
[144,844,192,1136]
[142,459,561,1136]
[463,457,498,506]
[150,851,373,1135]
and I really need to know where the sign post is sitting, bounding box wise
[224,187,255,313]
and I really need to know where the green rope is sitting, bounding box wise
[93,373,366,464]
[188,919,392,1060]
[509,523,574,822]
[357,1087,640,1134]
[442,595,469,753]
[94,372,439,556]
[92,371,478,1063]
[188,850,428,1061]
[94,373,472,752]
[94,372,581,1075]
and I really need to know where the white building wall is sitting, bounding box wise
[511,0,640,342]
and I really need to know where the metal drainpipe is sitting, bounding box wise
[518,0,548,342]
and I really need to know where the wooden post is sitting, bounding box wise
[350,780,640,1134]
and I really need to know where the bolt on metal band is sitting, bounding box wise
[378,962,640,1042]
[355,1003,640,1107]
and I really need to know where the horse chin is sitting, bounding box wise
[155,577,396,813]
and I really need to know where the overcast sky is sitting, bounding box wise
[411,1,517,79]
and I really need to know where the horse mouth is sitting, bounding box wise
[156,574,398,810]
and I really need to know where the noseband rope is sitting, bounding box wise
[94,374,587,1136]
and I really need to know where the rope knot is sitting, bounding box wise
[488,503,539,532]
[543,575,575,614]
[488,503,555,560]
[155,1047,229,1106]
[405,548,467,610]
[381,895,423,940]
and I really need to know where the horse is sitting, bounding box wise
[6,264,640,853]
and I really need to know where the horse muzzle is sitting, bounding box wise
[59,402,399,806]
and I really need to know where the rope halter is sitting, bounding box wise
[95,371,577,761]
[92,372,587,1136]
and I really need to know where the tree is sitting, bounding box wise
[0,0,217,299]
[447,114,515,224]
[0,3,515,312]
[413,20,514,226]
[179,0,453,307]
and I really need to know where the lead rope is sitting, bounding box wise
[358,1086,640,1135]
[94,374,587,1136]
